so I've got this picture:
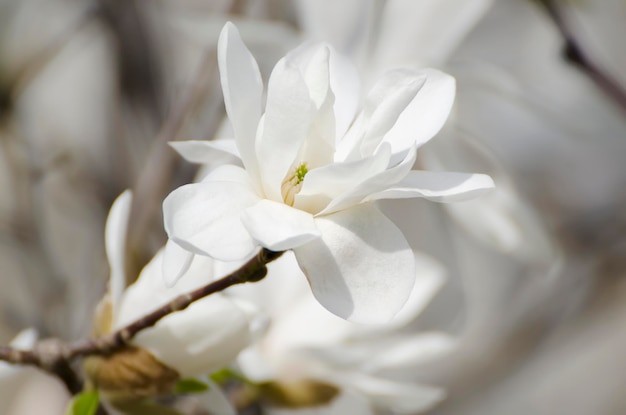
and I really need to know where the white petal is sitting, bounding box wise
[285,42,360,139]
[301,45,336,168]
[328,48,361,139]
[105,190,132,316]
[218,22,263,181]
[359,69,427,157]
[282,43,337,168]
[126,248,215,315]
[241,199,320,251]
[293,204,415,323]
[338,373,445,413]
[365,170,495,203]
[303,45,332,108]
[319,144,415,215]
[201,164,254,186]
[118,252,255,378]
[169,140,241,164]
[162,239,194,287]
[0,329,38,378]
[257,58,314,202]
[294,145,390,214]
[336,69,425,161]
[8,328,38,350]
[362,332,456,373]
[132,294,253,378]
[196,379,236,415]
[387,252,446,329]
[163,181,260,261]
[146,300,250,377]
[373,0,493,69]
[381,68,456,153]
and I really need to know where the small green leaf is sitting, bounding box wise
[173,378,209,394]
[210,368,247,385]
[66,390,99,415]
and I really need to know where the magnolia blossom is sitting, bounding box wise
[163,22,494,324]
[102,191,259,384]
[222,251,454,414]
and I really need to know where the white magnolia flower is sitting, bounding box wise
[104,191,258,380]
[224,252,454,414]
[163,22,494,324]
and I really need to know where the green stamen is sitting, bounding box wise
[295,163,308,184]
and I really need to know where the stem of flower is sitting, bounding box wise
[0,248,283,389]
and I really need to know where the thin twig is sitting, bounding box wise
[0,249,283,374]
[71,248,283,358]
[536,0,626,114]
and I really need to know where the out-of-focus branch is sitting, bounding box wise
[1,6,95,113]
[124,48,221,286]
[70,249,282,358]
[0,249,283,391]
[536,0,626,115]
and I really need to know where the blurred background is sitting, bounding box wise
[0,0,625,414]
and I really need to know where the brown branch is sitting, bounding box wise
[0,339,83,393]
[536,0,626,115]
[71,248,283,358]
[0,248,283,389]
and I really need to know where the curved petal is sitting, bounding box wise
[386,252,446,329]
[105,190,132,316]
[0,328,38,379]
[328,48,361,139]
[381,68,456,153]
[302,45,332,109]
[162,239,194,287]
[241,199,320,251]
[294,144,390,214]
[359,69,427,157]
[336,69,426,161]
[201,164,254,186]
[196,379,236,415]
[301,45,336,168]
[218,22,263,181]
[362,332,456,373]
[364,170,494,203]
[163,181,260,261]
[257,58,314,202]
[373,0,493,69]
[169,140,241,164]
[132,294,252,378]
[284,42,359,139]
[319,144,415,216]
[293,204,415,324]
[337,373,444,413]
[117,252,255,378]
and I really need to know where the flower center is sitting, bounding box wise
[281,163,308,206]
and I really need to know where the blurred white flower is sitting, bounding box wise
[0,328,37,382]
[162,22,494,324]
[0,329,50,414]
[102,190,259,380]
[223,251,454,414]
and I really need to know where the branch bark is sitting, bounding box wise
[0,248,284,389]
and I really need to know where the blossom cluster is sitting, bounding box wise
[3,1,622,414]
